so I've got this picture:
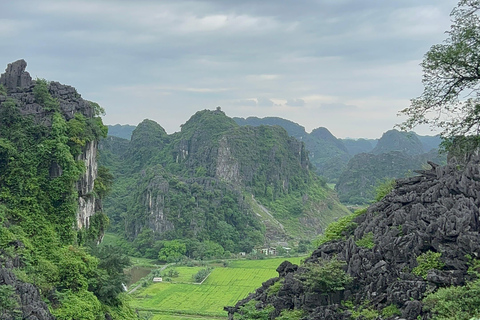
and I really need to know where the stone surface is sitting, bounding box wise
[228,156,480,319]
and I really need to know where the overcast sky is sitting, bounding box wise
[0,0,459,138]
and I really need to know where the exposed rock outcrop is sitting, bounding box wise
[228,156,480,319]
[0,60,100,229]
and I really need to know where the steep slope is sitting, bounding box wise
[234,117,350,183]
[227,156,480,320]
[101,110,349,258]
[336,130,446,204]
[0,60,135,319]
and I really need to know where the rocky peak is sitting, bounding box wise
[0,59,33,91]
[372,129,425,156]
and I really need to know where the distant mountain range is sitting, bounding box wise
[107,118,445,204]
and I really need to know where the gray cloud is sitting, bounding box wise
[319,103,358,111]
[286,99,306,107]
[0,0,458,138]
[257,97,275,107]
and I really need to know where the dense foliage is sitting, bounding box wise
[0,79,135,319]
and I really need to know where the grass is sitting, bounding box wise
[132,257,304,319]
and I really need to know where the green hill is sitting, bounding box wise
[100,109,349,260]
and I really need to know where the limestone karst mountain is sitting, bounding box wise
[336,130,446,204]
[0,60,134,319]
[100,110,350,257]
[227,155,480,319]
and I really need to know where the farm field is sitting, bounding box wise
[132,256,304,320]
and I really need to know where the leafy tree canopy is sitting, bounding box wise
[399,0,480,150]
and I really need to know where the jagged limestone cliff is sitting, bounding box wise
[0,60,101,229]
[0,60,128,319]
[227,155,480,320]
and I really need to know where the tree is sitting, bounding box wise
[399,0,480,150]
[158,240,186,262]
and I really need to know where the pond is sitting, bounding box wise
[126,266,153,285]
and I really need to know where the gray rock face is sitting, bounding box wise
[0,59,33,91]
[228,156,480,319]
[0,265,54,320]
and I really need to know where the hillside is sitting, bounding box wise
[227,155,480,319]
[233,117,350,183]
[0,60,136,319]
[335,130,446,204]
[100,110,349,259]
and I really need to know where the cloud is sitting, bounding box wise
[319,102,357,111]
[257,97,275,107]
[0,0,458,138]
[232,99,257,107]
[286,98,305,107]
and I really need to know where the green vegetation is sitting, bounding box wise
[100,109,348,260]
[399,0,480,152]
[132,257,302,318]
[412,251,445,279]
[192,267,212,283]
[0,80,135,319]
[423,278,480,320]
[276,309,305,320]
[295,258,353,295]
[313,208,367,247]
[234,300,274,320]
[355,232,375,249]
[382,304,401,318]
[0,285,20,319]
[374,178,396,202]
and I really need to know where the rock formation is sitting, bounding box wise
[0,60,99,228]
[227,156,480,319]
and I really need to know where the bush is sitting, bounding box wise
[267,279,283,296]
[412,251,445,279]
[277,309,305,320]
[374,178,396,202]
[423,279,480,320]
[382,304,401,317]
[192,267,212,283]
[234,300,274,320]
[355,232,375,249]
[295,257,353,294]
[313,208,367,247]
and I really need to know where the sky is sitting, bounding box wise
[0,0,459,138]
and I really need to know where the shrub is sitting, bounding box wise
[313,208,367,247]
[277,309,305,320]
[423,279,480,320]
[374,178,396,202]
[233,300,274,320]
[412,251,445,279]
[382,304,401,317]
[295,257,353,294]
[267,279,283,296]
[355,232,375,249]
[192,267,212,283]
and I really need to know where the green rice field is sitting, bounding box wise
[132,256,304,320]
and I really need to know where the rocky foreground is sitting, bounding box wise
[227,155,480,319]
